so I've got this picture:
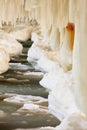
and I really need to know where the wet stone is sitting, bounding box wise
[0,39,60,129]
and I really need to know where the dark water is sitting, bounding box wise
[0,39,60,130]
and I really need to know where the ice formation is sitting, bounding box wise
[0,0,87,129]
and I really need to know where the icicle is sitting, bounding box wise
[49,26,60,51]
[57,0,69,28]
[69,0,80,23]
[58,22,75,71]
[73,0,87,116]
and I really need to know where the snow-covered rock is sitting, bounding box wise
[0,47,10,74]
[0,32,23,57]
[9,24,33,42]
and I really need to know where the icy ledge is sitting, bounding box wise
[27,43,87,130]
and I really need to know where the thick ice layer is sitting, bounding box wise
[31,32,43,44]
[0,47,10,74]
[28,43,75,116]
[15,127,55,130]
[39,63,87,129]
[20,103,39,110]
[27,41,87,129]
[55,113,87,130]
[31,25,43,44]
[58,43,72,71]
[27,43,52,60]
[4,94,48,104]
[27,44,44,63]
[27,43,79,119]
[0,32,23,57]
[9,24,33,42]
[37,52,60,72]
[40,69,73,90]
[27,43,60,72]
[18,103,48,114]
[24,71,44,76]
[40,70,80,120]
[4,94,48,114]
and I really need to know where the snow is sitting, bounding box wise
[4,94,48,104]
[23,71,44,76]
[0,31,23,74]
[9,25,33,42]
[18,103,49,113]
[40,69,80,121]
[15,127,55,130]
[55,113,87,130]
[4,94,48,113]
[21,103,39,110]
[27,43,59,72]
[0,31,23,57]
[0,47,9,74]
[37,53,60,72]
[27,42,87,129]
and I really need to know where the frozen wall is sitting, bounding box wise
[0,0,87,129]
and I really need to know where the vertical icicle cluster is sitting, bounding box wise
[71,0,87,116]
[0,0,27,25]
[0,0,41,26]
